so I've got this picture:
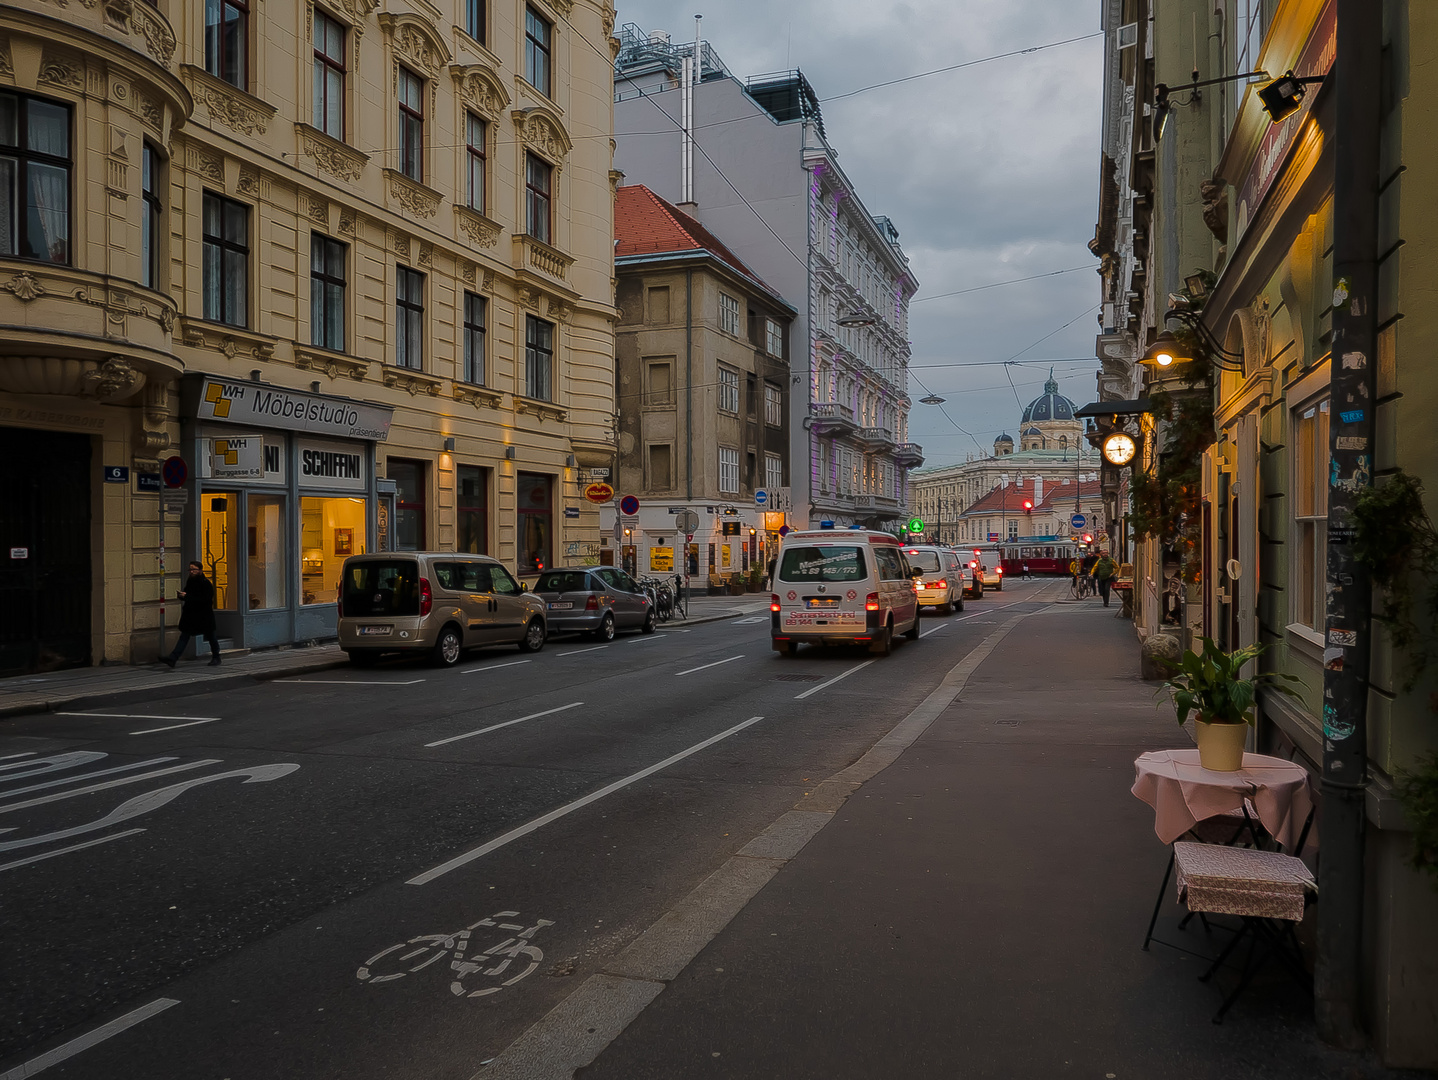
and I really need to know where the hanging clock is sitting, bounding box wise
[1102,432,1137,466]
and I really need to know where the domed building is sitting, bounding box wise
[909,369,1101,545]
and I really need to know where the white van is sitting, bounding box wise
[770,529,920,656]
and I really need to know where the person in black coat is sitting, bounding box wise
[162,560,221,667]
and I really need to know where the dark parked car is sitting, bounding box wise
[531,566,655,640]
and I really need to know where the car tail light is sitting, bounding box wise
[336,591,343,618]
[970,561,979,569]
[865,592,880,611]
[915,581,926,590]
[996,567,1003,575]
[585,594,600,611]
[419,577,433,616]
[770,593,781,612]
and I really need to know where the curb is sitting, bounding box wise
[657,608,764,629]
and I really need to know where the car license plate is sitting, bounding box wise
[806,597,839,608]
[548,602,573,610]
[359,625,391,636]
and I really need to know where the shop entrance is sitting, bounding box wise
[0,427,92,676]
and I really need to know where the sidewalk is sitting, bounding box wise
[0,597,764,720]
[575,597,1416,1079]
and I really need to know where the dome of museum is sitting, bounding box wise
[1021,370,1077,424]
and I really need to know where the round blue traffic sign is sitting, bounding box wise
[1070,513,1087,529]
[619,494,640,516]
[162,456,188,489]
[779,525,791,536]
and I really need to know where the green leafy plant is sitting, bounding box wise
[1159,637,1300,727]
[1395,756,1438,880]
[1127,389,1216,582]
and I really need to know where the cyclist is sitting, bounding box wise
[1091,551,1119,607]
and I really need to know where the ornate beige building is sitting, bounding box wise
[0,0,619,674]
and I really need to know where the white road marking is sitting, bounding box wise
[656,627,692,632]
[425,702,586,748]
[0,997,180,1079]
[674,655,745,677]
[557,646,608,657]
[461,659,532,675]
[920,623,949,638]
[274,678,427,685]
[1,757,177,799]
[0,753,38,765]
[0,751,107,783]
[0,828,147,874]
[409,715,768,886]
[57,712,221,722]
[735,616,768,625]
[0,760,220,816]
[129,719,220,735]
[794,660,875,700]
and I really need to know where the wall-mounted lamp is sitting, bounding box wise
[1258,70,1326,123]
[1154,69,1269,141]
[443,437,456,451]
[505,447,516,460]
[1139,330,1187,368]
[837,312,875,328]
[566,454,577,467]
[250,369,262,382]
[1140,310,1245,372]
[311,381,322,393]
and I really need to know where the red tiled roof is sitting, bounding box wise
[614,185,785,302]
[962,477,1104,517]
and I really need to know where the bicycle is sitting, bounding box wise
[357,911,554,999]
[637,576,674,622]
[1070,575,1094,600]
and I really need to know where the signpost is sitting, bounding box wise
[755,489,769,507]
[1070,513,1087,530]
[619,494,640,517]
[158,456,187,660]
[674,509,699,534]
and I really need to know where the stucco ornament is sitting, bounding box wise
[4,272,46,301]
[82,357,144,400]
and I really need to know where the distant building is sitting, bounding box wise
[608,185,794,582]
[613,25,921,532]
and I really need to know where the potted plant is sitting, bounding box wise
[1161,637,1300,771]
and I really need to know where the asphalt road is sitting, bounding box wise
[0,580,1060,1080]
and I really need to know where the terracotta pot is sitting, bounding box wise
[1195,719,1248,771]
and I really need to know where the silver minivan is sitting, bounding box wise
[903,545,964,614]
[338,553,547,666]
[770,529,920,655]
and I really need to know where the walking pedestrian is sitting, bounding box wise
[1091,552,1119,608]
[162,560,221,667]
[1021,562,1031,580]
[766,555,777,591]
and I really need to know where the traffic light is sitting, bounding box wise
[1022,499,1033,512]
[1083,533,1093,544]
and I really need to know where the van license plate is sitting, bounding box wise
[806,597,839,608]
[548,602,573,610]
[359,626,392,636]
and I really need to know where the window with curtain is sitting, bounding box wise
[463,292,487,385]
[466,113,486,212]
[465,0,485,44]
[202,192,248,326]
[204,0,248,88]
[310,233,346,352]
[313,11,346,140]
[395,265,424,369]
[524,6,551,96]
[525,314,553,401]
[398,67,424,181]
[141,143,161,287]
[1293,398,1330,630]
[525,152,551,244]
[0,93,71,264]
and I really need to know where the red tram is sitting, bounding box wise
[971,538,1081,577]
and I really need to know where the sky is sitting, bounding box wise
[609,0,1106,468]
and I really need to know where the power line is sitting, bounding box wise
[912,266,1091,304]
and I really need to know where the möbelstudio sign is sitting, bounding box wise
[196,378,393,441]
[297,438,367,492]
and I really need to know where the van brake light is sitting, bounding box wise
[865,592,880,612]
[770,593,781,612]
[419,577,433,616]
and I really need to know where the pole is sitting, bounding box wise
[1316,0,1380,1048]
[157,504,166,659]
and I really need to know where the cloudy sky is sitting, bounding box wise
[610,0,1105,468]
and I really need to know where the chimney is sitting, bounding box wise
[1033,477,1043,505]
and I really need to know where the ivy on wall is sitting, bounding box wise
[1126,385,1215,583]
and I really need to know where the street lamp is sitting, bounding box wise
[919,394,945,406]
[838,312,876,328]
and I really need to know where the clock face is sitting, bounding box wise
[1102,432,1137,466]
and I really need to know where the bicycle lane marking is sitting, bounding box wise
[406,715,767,885]
[356,911,555,999]
[0,997,180,1080]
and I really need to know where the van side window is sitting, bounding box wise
[873,546,906,581]
[433,563,459,590]
[491,566,521,595]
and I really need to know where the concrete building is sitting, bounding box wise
[612,24,921,533]
[607,184,794,585]
[0,0,620,675]
[909,374,1102,545]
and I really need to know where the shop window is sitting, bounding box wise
[518,472,552,574]
[141,143,162,286]
[313,10,346,140]
[525,152,551,244]
[247,494,286,609]
[457,464,489,554]
[525,314,553,400]
[0,92,71,265]
[203,192,248,327]
[1293,399,1329,630]
[311,233,346,352]
[201,493,238,610]
[301,496,366,604]
[524,6,551,97]
[204,0,248,89]
[398,66,424,182]
[389,459,426,550]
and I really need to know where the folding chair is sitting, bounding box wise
[1141,803,1262,950]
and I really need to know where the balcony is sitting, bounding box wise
[512,234,574,285]
[893,442,925,468]
[809,402,857,437]
[856,426,895,452]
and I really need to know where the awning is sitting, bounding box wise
[1076,398,1153,418]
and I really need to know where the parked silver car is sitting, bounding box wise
[338,553,547,666]
[531,566,656,640]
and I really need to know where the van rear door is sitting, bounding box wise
[776,544,868,634]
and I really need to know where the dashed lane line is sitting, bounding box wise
[461,659,532,674]
[129,719,220,735]
[673,655,744,677]
[793,659,875,700]
[424,702,586,748]
[0,997,181,1079]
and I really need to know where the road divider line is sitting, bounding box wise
[557,645,609,657]
[57,712,221,722]
[0,760,220,815]
[0,757,176,799]
[409,714,767,885]
[674,655,744,677]
[461,659,532,675]
[0,996,180,1080]
[920,622,949,638]
[794,660,874,700]
[274,678,426,685]
[424,702,585,748]
[0,828,147,875]
[129,719,219,735]
[0,753,39,765]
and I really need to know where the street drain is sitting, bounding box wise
[994,719,1021,726]
[774,674,823,682]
